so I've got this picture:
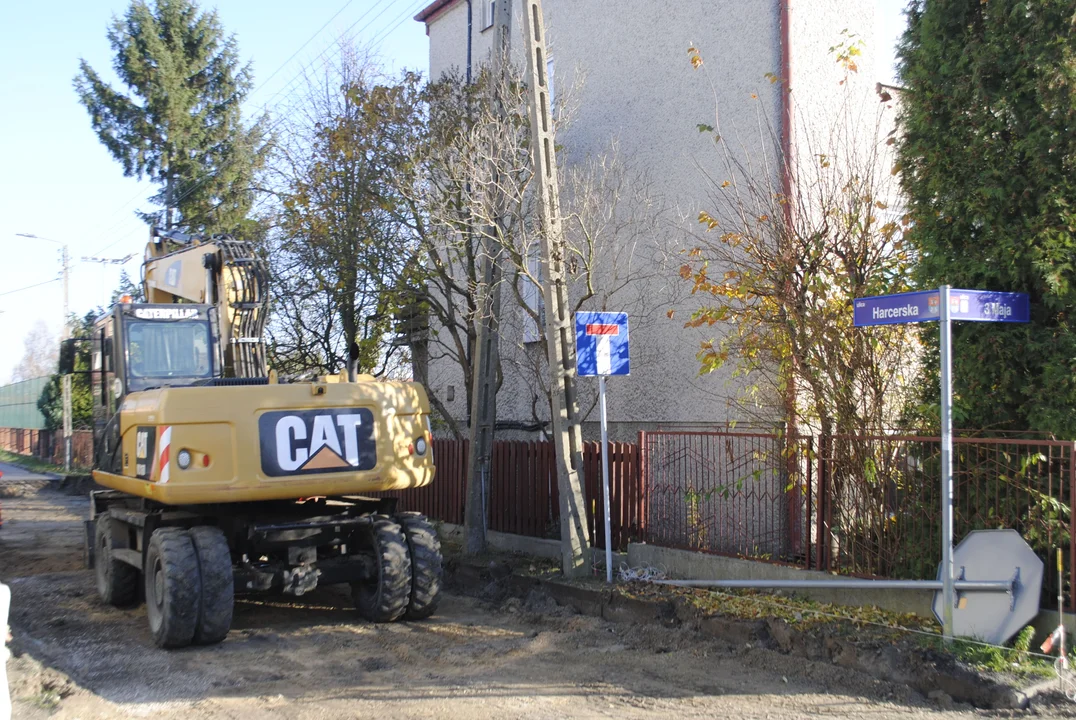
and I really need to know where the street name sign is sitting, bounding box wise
[854,289,1029,327]
[575,312,629,377]
[851,285,1030,641]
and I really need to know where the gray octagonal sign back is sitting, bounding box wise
[932,529,1044,645]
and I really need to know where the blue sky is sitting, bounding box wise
[0,0,909,380]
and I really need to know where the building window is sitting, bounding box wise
[482,0,495,30]
[522,248,544,344]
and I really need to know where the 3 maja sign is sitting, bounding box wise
[853,289,1029,327]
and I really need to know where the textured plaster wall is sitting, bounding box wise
[421,1,888,439]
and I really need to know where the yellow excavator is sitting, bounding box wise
[83,227,440,648]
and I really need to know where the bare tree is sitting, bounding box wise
[401,66,679,436]
[502,143,679,427]
[11,320,58,382]
[393,67,533,438]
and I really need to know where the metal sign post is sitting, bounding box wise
[853,286,1029,639]
[939,285,954,638]
[576,312,629,583]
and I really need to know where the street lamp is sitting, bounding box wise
[16,232,73,471]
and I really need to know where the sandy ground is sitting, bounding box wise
[0,462,1061,719]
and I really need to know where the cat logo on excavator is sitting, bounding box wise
[258,408,376,477]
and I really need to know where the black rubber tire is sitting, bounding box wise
[397,512,443,620]
[144,528,201,649]
[188,526,234,645]
[352,516,412,623]
[94,511,139,607]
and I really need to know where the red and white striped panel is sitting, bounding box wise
[157,426,172,484]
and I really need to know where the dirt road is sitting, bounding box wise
[0,468,1046,718]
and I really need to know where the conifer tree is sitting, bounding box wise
[74,0,266,235]
[897,0,1076,435]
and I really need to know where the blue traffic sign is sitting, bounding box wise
[576,312,629,376]
[854,289,1029,327]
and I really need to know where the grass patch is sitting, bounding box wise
[0,449,71,475]
[919,625,1055,677]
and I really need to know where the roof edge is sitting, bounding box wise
[414,0,462,23]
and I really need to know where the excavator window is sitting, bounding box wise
[126,320,213,384]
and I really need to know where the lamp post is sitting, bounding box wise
[16,233,72,471]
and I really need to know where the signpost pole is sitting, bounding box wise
[599,375,613,583]
[940,285,955,640]
[853,285,1028,640]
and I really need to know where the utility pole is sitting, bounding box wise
[464,0,513,555]
[17,233,73,471]
[521,0,591,575]
[83,253,136,308]
[61,243,72,472]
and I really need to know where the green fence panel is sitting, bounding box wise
[0,377,49,430]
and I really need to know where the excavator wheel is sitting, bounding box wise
[94,511,139,607]
[352,516,412,623]
[145,528,201,648]
[189,526,234,645]
[396,512,443,620]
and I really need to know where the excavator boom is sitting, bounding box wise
[143,228,269,377]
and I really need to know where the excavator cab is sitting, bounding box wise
[91,302,221,472]
[92,304,220,405]
[99,304,220,394]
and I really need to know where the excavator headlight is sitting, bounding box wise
[414,437,428,456]
[177,449,192,470]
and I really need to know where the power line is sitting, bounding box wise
[0,277,61,298]
[367,0,429,49]
[247,0,359,103]
[253,0,398,114]
[86,186,155,255]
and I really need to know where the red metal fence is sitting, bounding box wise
[0,427,94,469]
[816,435,1075,610]
[640,430,1076,610]
[640,431,809,561]
[375,439,644,551]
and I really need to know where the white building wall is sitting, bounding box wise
[420,0,882,440]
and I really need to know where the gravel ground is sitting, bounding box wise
[0,465,1070,719]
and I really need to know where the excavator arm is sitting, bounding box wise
[144,228,269,377]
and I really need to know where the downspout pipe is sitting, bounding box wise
[778,4,795,431]
[778,0,801,552]
[780,0,793,192]
[466,0,473,84]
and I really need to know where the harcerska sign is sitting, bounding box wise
[853,289,1030,327]
[259,408,376,477]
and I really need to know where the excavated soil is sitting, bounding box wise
[0,462,1071,718]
